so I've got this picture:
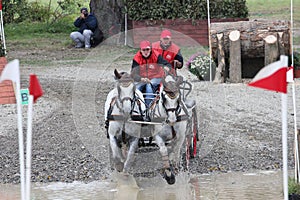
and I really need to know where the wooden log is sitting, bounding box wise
[278,32,285,55]
[214,33,225,83]
[264,35,279,66]
[229,30,242,83]
[210,20,290,60]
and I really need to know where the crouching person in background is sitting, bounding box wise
[70,7,98,49]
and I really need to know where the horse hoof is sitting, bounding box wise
[115,162,124,172]
[164,169,176,185]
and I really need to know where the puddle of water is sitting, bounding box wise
[198,170,283,200]
[0,170,284,200]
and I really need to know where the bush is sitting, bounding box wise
[3,0,29,24]
[289,178,300,195]
[294,52,300,68]
[27,2,51,22]
[125,0,248,21]
[3,0,87,24]
[186,52,216,81]
[2,0,51,23]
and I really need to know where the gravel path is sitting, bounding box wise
[0,44,299,184]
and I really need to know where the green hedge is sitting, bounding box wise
[125,0,248,21]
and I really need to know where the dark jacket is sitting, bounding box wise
[74,14,98,34]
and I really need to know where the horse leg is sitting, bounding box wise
[169,132,185,174]
[154,134,176,185]
[123,137,139,174]
[109,135,124,172]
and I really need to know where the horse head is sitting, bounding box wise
[114,69,136,119]
[161,75,183,124]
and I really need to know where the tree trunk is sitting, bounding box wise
[90,0,125,39]
[213,33,225,83]
[229,30,241,83]
[264,35,279,65]
[210,20,290,60]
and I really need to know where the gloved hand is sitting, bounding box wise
[174,60,182,69]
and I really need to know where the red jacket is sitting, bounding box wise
[132,50,170,80]
[152,41,180,68]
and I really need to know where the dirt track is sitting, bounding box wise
[0,43,299,184]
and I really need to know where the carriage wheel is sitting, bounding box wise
[184,107,199,166]
[184,135,191,170]
[190,107,199,158]
[178,143,188,172]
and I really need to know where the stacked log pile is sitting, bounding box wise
[210,20,290,82]
[210,20,290,59]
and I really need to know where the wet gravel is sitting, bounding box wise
[0,44,299,184]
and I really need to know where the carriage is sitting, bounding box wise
[105,68,199,185]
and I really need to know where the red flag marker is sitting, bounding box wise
[248,57,288,94]
[29,74,43,102]
[248,55,289,200]
[287,66,294,83]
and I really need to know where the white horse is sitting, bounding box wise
[105,69,145,174]
[148,74,191,184]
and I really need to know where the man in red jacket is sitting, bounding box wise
[132,40,172,106]
[152,30,183,74]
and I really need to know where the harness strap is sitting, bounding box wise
[171,126,176,139]
[107,96,144,121]
[179,99,190,118]
[107,97,117,120]
[107,115,125,121]
[122,123,126,144]
[150,115,189,123]
[176,115,189,122]
[136,98,145,119]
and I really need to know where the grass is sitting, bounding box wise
[3,0,299,63]
[4,17,76,51]
[247,0,300,51]
[247,0,298,16]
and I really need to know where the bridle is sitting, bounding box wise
[161,87,181,119]
[116,78,137,115]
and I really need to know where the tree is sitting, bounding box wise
[90,0,125,39]
[3,0,29,24]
